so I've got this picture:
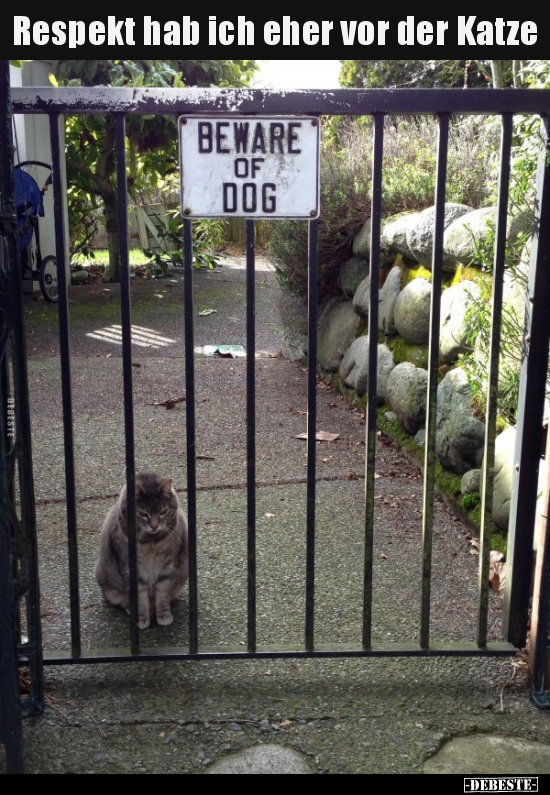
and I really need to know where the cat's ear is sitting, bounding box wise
[158,478,174,495]
[136,480,147,496]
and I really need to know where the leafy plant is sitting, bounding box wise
[457,58,550,428]
[143,211,226,273]
[458,223,530,426]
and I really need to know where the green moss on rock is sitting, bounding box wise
[387,337,429,370]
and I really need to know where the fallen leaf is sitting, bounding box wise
[375,473,382,480]
[295,432,340,443]
[380,552,388,560]
[265,513,276,519]
[150,396,186,410]
[106,353,114,359]
[198,309,218,317]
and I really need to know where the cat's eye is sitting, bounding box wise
[159,509,168,517]
[138,511,149,519]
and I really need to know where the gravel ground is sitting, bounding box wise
[12,263,547,775]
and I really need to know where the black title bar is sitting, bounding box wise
[5,12,550,58]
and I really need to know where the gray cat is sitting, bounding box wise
[95,473,188,629]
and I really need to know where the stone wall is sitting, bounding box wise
[317,202,539,534]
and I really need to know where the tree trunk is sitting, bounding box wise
[512,60,525,88]
[491,60,505,89]
[96,120,119,283]
[102,192,120,283]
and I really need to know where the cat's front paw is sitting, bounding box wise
[138,615,151,630]
[156,610,174,627]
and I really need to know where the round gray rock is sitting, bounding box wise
[406,203,472,269]
[440,281,480,364]
[379,266,403,336]
[207,745,312,775]
[436,369,485,475]
[339,337,396,402]
[425,734,550,775]
[444,207,533,267]
[72,270,90,282]
[394,278,432,345]
[338,257,369,299]
[415,429,426,447]
[381,212,419,260]
[352,219,372,259]
[493,426,516,531]
[352,275,371,321]
[318,297,361,372]
[386,362,428,435]
[461,469,481,495]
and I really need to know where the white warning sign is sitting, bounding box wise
[180,116,320,219]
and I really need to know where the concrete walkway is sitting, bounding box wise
[14,260,550,774]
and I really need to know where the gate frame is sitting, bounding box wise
[4,74,550,770]
[0,61,43,775]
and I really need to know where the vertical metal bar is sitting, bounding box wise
[0,58,25,772]
[530,423,550,705]
[0,431,24,774]
[305,219,318,652]
[420,114,450,650]
[363,113,384,649]
[49,113,81,659]
[504,117,550,647]
[183,219,198,655]
[477,114,513,648]
[246,220,256,653]
[115,115,139,655]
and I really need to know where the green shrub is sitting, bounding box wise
[269,116,499,304]
[144,212,227,273]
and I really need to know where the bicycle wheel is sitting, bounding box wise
[39,256,59,303]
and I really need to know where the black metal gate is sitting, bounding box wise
[3,60,550,772]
